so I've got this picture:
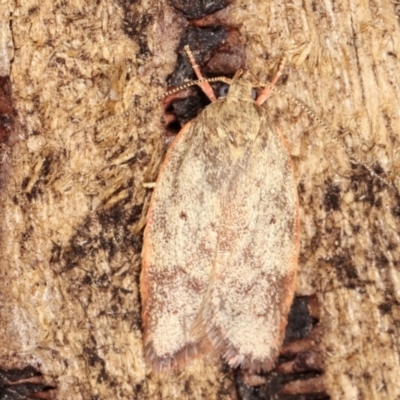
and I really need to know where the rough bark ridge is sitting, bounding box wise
[0,0,399,399]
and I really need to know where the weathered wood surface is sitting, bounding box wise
[1,0,400,398]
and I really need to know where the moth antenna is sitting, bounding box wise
[67,76,232,135]
[140,76,232,110]
[269,86,397,192]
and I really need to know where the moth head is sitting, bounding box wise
[226,70,259,101]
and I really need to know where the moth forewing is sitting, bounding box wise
[141,118,219,370]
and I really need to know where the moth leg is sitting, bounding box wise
[184,45,218,103]
[162,87,194,145]
[256,56,287,106]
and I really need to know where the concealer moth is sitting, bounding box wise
[140,46,300,373]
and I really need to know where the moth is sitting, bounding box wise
[141,46,300,372]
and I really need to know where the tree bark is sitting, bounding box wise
[1,0,399,399]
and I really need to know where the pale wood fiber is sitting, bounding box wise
[0,0,399,399]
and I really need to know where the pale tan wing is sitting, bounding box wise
[196,106,299,372]
[141,112,223,370]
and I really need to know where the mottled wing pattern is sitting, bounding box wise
[141,117,222,370]
[193,104,299,372]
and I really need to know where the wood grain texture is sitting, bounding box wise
[0,0,399,398]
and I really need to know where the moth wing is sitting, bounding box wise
[196,118,299,372]
[141,119,221,370]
